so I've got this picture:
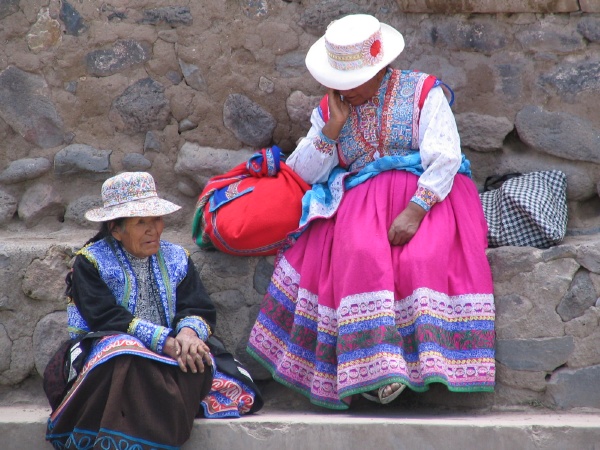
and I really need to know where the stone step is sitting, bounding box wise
[4,405,600,450]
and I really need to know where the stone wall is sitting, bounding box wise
[0,0,599,232]
[2,0,600,411]
[3,232,600,411]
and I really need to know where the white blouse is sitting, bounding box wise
[286,86,462,205]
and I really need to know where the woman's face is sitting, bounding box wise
[111,216,165,258]
[338,68,387,106]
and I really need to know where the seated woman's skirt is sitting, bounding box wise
[46,334,256,449]
[247,171,496,410]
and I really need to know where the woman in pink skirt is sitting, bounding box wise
[247,14,495,409]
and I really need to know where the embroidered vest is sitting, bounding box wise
[67,239,188,338]
[335,69,433,173]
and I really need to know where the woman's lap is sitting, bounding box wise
[248,170,495,409]
[46,354,211,449]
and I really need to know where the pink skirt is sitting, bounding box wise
[248,171,495,409]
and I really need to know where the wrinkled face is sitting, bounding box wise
[111,216,165,258]
[339,68,387,106]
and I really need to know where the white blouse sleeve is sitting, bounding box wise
[414,86,462,207]
[285,107,339,185]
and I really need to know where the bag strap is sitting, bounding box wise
[484,172,522,192]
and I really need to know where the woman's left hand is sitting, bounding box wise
[388,202,427,246]
[173,327,212,374]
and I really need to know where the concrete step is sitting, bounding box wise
[4,405,600,450]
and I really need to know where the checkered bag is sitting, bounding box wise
[479,170,568,249]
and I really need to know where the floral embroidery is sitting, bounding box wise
[314,132,336,155]
[411,186,439,211]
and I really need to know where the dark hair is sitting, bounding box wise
[65,218,127,298]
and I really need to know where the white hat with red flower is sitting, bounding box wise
[305,14,405,90]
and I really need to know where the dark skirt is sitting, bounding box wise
[46,355,213,450]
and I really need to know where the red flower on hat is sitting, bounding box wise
[362,31,384,66]
[370,40,381,57]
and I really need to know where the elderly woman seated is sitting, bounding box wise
[45,172,259,450]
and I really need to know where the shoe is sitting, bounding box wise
[361,382,406,405]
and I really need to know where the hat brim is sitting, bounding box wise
[305,22,405,91]
[84,197,181,222]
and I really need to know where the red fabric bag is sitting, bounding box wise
[192,146,310,256]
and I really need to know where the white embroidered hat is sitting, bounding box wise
[305,14,405,91]
[84,172,181,222]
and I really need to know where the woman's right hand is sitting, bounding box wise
[322,89,350,141]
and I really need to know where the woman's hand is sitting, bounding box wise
[164,328,212,374]
[322,89,350,141]
[388,202,427,246]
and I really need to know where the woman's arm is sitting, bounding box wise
[71,255,134,332]
[388,86,462,245]
[285,94,342,184]
[413,85,462,209]
[169,257,216,373]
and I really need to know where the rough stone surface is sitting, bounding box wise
[2,0,600,414]
[17,184,65,227]
[174,142,254,186]
[0,157,51,184]
[109,78,171,135]
[179,59,206,91]
[496,337,575,371]
[144,131,163,153]
[32,311,69,376]
[122,153,152,171]
[455,113,514,152]
[54,144,112,176]
[0,66,66,149]
[546,364,600,408]
[140,6,192,26]
[539,59,600,99]
[515,106,600,164]
[64,195,102,227]
[26,7,62,54]
[0,0,19,20]
[223,94,277,148]
[396,0,580,13]
[0,190,16,225]
[22,245,73,305]
[578,17,600,42]
[286,91,320,126]
[86,40,152,77]
[59,0,87,36]
[557,270,598,321]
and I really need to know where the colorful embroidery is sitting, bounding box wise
[72,239,188,344]
[314,132,336,155]
[411,186,439,211]
[325,27,384,71]
[336,69,429,172]
[177,316,212,341]
[247,252,495,410]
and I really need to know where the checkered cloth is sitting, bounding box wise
[479,170,568,249]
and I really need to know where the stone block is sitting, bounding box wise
[496,337,574,371]
[546,364,600,408]
[109,78,171,135]
[0,157,51,185]
[581,0,600,12]
[54,144,112,176]
[32,311,69,376]
[0,66,66,149]
[395,0,580,13]
[17,184,65,228]
[223,94,276,148]
[174,142,254,185]
[515,106,600,164]
[455,113,513,152]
